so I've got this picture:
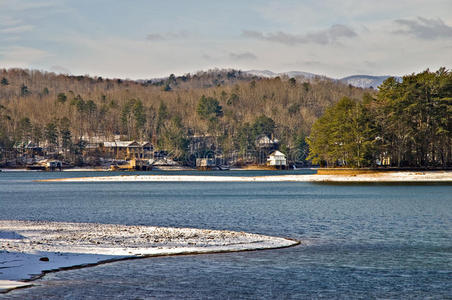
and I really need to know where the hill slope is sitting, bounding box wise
[245,70,397,89]
[339,75,399,89]
[0,68,371,164]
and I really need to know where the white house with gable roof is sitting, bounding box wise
[267,150,287,167]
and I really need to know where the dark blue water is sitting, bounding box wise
[1,171,451,299]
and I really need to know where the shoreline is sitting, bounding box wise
[36,171,452,183]
[0,220,299,294]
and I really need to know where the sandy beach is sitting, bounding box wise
[0,220,298,293]
[37,171,452,183]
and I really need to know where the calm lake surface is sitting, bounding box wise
[1,170,451,299]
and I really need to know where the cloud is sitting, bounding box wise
[146,31,188,41]
[202,54,213,61]
[0,16,34,35]
[241,24,357,45]
[0,46,48,60]
[146,33,165,41]
[50,65,71,74]
[0,46,49,68]
[0,16,21,27]
[394,17,452,39]
[201,52,257,62]
[1,0,61,11]
[300,60,323,67]
[229,52,257,61]
[0,24,34,33]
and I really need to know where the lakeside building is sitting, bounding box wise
[13,141,43,157]
[101,141,153,160]
[255,135,280,164]
[1,133,294,169]
[255,135,279,150]
[196,157,217,169]
[267,150,287,168]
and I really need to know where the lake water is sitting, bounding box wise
[1,171,451,299]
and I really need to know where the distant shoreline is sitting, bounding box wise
[36,171,452,183]
[2,166,451,172]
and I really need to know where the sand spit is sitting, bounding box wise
[38,171,452,183]
[0,220,298,293]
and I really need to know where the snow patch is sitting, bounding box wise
[39,171,452,183]
[0,220,298,293]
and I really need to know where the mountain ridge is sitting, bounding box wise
[244,69,398,89]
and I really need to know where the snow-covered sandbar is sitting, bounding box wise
[0,220,298,293]
[38,171,452,183]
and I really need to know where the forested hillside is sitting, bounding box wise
[308,68,452,168]
[0,68,369,163]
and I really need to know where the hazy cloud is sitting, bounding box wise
[242,24,357,45]
[301,60,323,67]
[0,24,34,33]
[202,52,257,62]
[229,52,257,61]
[146,31,188,41]
[50,65,71,74]
[0,46,49,67]
[0,16,21,26]
[1,1,451,79]
[1,0,61,11]
[0,16,34,35]
[394,17,452,39]
[146,33,165,41]
[201,54,213,61]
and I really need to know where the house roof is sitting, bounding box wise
[268,150,286,157]
[103,141,140,148]
[103,141,153,148]
[140,142,153,147]
[256,135,279,145]
[14,141,40,149]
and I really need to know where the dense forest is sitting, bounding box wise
[1,67,450,168]
[0,68,368,165]
[308,68,452,168]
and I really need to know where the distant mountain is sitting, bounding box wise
[245,70,323,80]
[245,70,399,89]
[339,75,398,89]
[142,69,398,90]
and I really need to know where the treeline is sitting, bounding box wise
[0,68,368,162]
[307,68,452,168]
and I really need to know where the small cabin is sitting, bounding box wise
[46,160,62,171]
[196,158,216,168]
[267,150,287,168]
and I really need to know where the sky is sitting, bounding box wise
[0,0,451,79]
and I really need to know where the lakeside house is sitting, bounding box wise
[102,141,153,160]
[2,133,293,170]
[13,141,43,156]
[267,150,287,168]
[196,157,217,169]
[253,135,280,164]
[255,135,279,150]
